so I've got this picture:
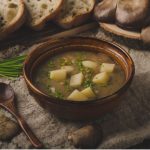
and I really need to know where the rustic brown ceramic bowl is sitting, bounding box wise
[23,37,135,121]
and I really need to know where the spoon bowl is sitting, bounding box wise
[0,83,14,102]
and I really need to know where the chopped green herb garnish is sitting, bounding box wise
[48,61,55,68]
[54,90,64,99]
[83,68,94,88]
[83,79,94,88]
[75,59,84,71]
[64,80,72,92]
[60,58,72,66]
[47,84,51,90]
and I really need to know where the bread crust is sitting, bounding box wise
[56,0,95,29]
[26,0,64,30]
[0,0,26,40]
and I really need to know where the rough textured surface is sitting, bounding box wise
[0,27,150,148]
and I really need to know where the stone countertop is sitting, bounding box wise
[0,27,150,149]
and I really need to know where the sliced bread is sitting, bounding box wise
[24,0,64,30]
[56,0,95,29]
[0,0,26,40]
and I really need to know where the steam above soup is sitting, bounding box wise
[34,51,125,101]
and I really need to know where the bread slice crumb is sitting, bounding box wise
[24,0,63,30]
[0,0,26,40]
[56,0,95,29]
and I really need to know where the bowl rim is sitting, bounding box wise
[23,37,135,105]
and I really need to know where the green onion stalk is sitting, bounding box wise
[0,55,26,78]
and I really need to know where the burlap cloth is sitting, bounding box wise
[0,27,150,149]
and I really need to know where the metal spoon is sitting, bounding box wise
[0,82,43,148]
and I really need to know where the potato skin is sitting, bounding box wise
[0,114,20,141]
[116,0,150,30]
[94,0,118,23]
[68,124,103,149]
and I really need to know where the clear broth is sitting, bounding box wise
[34,51,125,100]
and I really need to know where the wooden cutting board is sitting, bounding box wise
[0,22,98,50]
[100,23,141,40]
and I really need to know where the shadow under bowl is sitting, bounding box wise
[23,37,135,121]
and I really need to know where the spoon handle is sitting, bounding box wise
[0,102,43,148]
[16,114,43,148]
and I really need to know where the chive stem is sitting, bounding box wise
[0,55,26,78]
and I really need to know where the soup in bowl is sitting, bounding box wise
[34,51,125,101]
[23,37,134,120]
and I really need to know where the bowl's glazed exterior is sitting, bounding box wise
[23,37,135,121]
